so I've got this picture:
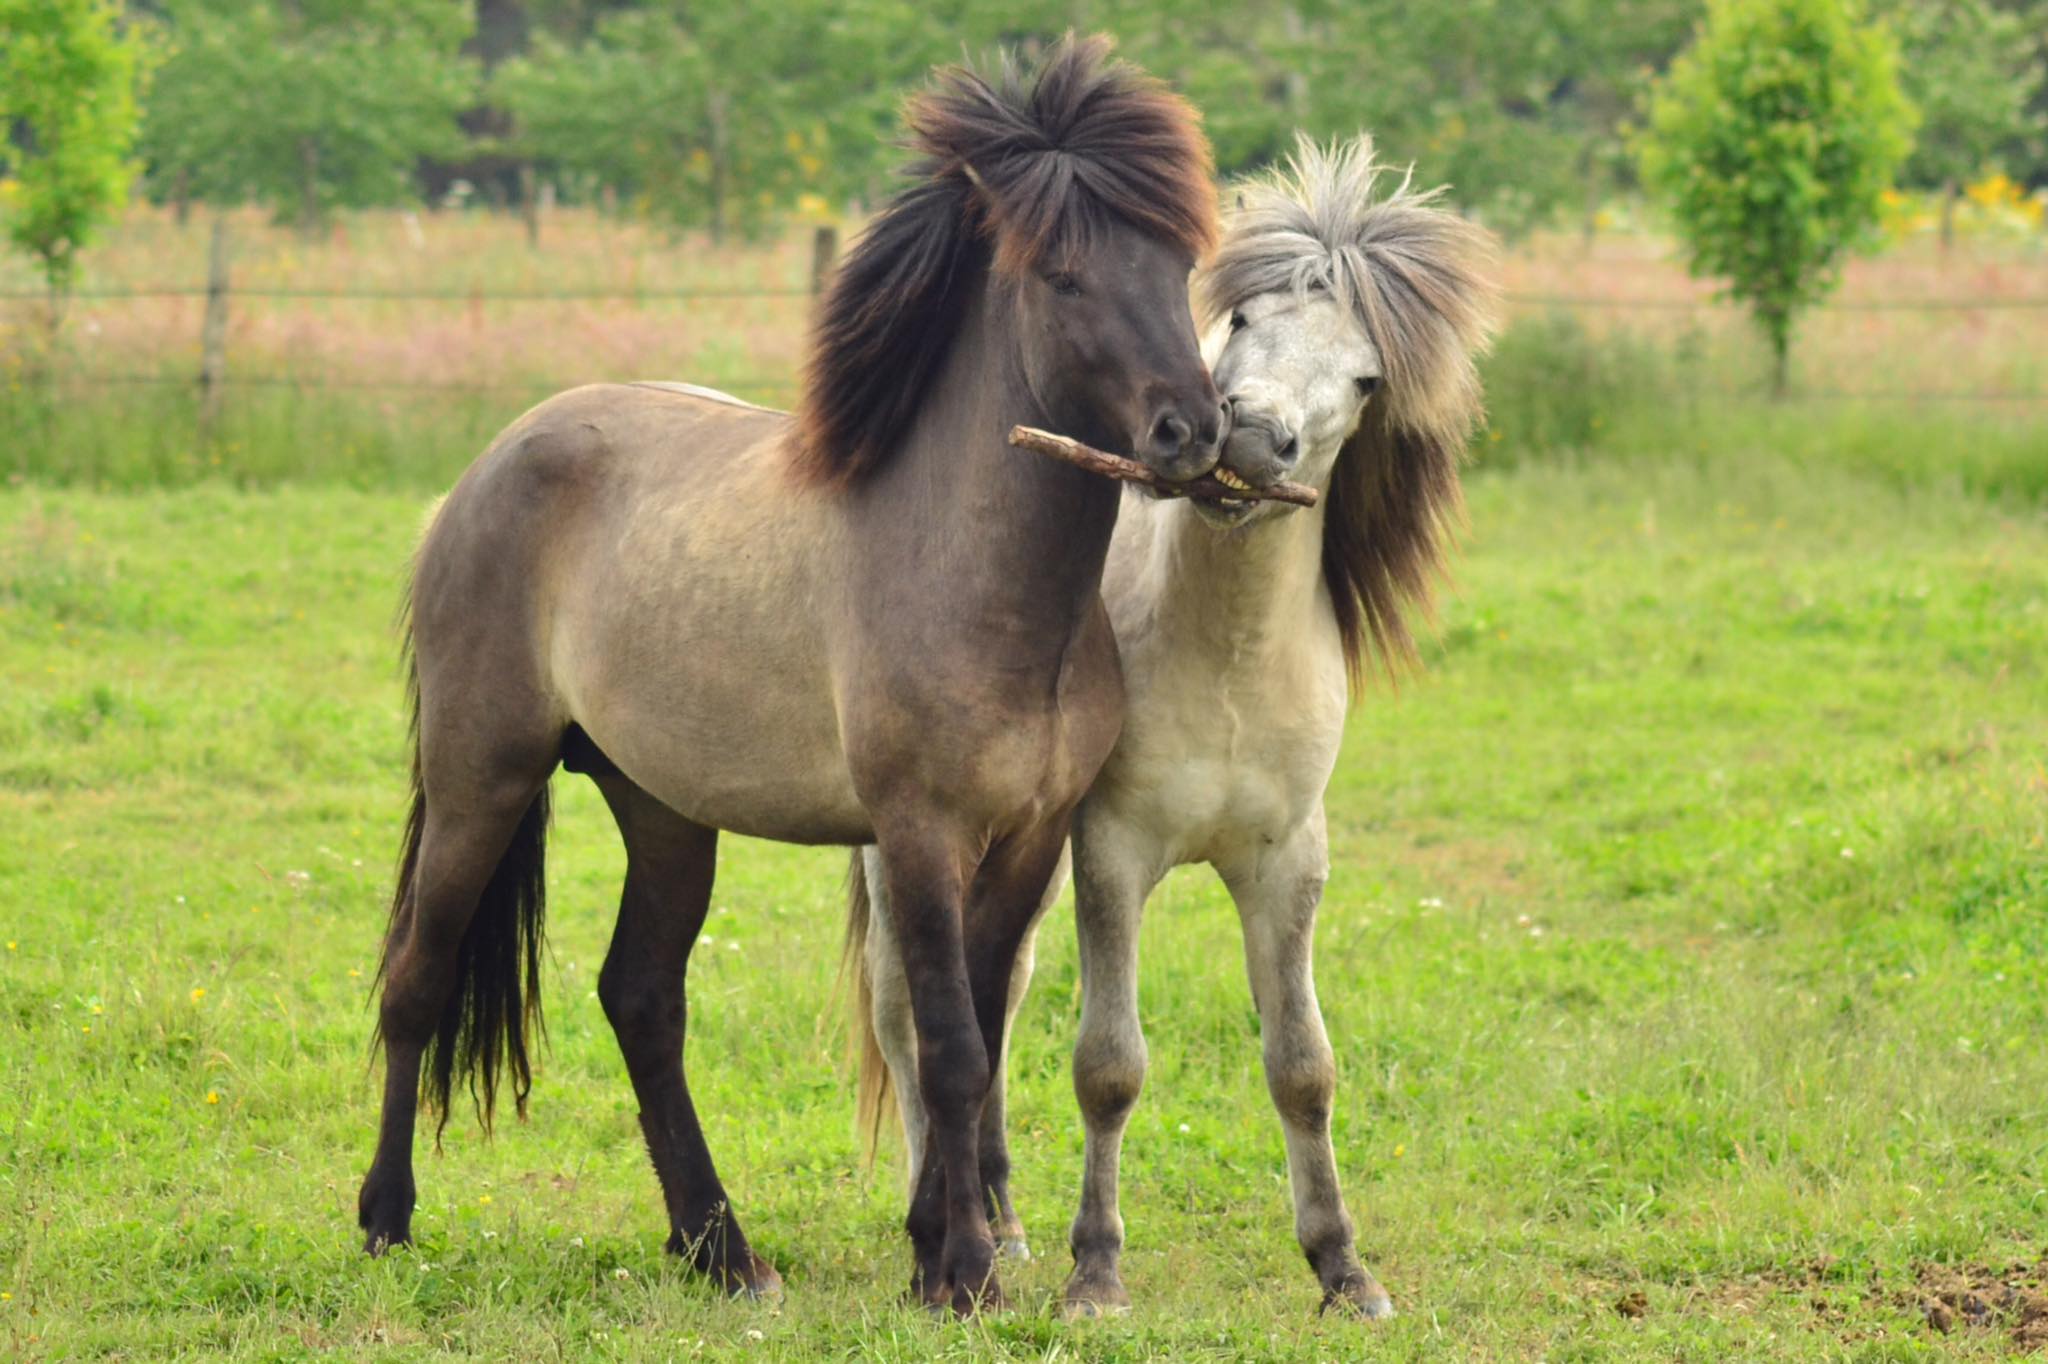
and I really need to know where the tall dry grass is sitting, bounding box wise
[3,205,2044,493]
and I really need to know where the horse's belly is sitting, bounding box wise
[578,689,870,844]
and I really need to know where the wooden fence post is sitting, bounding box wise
[810,224,839,296]
[199,216,230,437]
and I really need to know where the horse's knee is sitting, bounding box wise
[916,1028,990,1125]
[1264,1037,1336,1131]
[1073,1025,1146,1125]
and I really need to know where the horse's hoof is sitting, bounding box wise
[950,1279,1006,1317]
[734,1256,783,1302]
[361,1225,411,1257]
[998,1235,1032,1263]
[357,1169,416,1257]
[1061,1270,1131,1320]
[1321,1275,1395,1321]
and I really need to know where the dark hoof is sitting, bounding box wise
[1321,1273,1395,1321]
[361,1226,412,1257]
[357,1173,415,1256]
[920,1245,1002,1317]
[733,1255,783,1301]
[1062,1268,1131,1320]
[945,1276,1006,1317]
[666,1229,780,1300]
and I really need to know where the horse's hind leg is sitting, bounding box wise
[594,774,778,1298]
[1221,809,1392,1320]
[360,764,551,1253]
[976,840,1066,1262]
[860,847,932,1185]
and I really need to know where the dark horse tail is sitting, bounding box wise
[840,849,895,1163]
[376,591,551,1140]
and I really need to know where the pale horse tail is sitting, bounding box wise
[839,849,895,1164]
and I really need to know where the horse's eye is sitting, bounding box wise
[1229,311,1248,333]
[1355,375,1380,398]
[1047,272,1082,297]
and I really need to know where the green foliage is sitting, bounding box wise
[491,1,1705,239]
[1878,0,2045,191]
[137,0,475,231]
[1638,0,1915,391]
[0,0,147,308]
[494,1,923,238]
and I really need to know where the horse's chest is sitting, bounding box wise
[1101,717,1335,865]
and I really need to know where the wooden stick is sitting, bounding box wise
[1008,425,1319,508]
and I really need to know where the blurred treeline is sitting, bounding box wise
[112,0,2048,238]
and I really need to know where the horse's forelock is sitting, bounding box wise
[913,33,1216,275]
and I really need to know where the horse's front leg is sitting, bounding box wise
[863,842,1061,1262]
[872,825,1000,1314]
[1219,809,1393,1320]
[1062,811,1167,1318]
[965,835,1069,1265]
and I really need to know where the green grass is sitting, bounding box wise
[2,448,2045,1360]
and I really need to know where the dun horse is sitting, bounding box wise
[852,136,1499,1317]
[358,36,1223,1315]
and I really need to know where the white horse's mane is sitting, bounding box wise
[1198,135,1502,678]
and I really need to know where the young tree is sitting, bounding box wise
[138,0,475,235]
[0,0,147,327]
[1879,0,2044,248]
[1639,0,1914,393]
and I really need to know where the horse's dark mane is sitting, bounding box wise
[791,34,1216,489]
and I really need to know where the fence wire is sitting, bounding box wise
[6,279,2045,403]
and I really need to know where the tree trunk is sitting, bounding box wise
[1281,8,1308,115]
[1938,179,1958,255]
[1581,143,1605,254]
[173,166,192,228]
[706,89,731,245]
[298,137,323,240]
[1767,320,1790,399]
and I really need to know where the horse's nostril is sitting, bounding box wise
[1152,412,1192,452]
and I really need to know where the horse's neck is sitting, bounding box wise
[1126,491,1333,660]
[863,279,1121,636]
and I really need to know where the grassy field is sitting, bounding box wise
[3,433,2045,1357]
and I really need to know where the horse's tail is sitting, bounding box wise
[840,849,894,1164]
[375,583,551,1141]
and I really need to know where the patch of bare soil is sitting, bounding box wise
[1910,1257,2048,1354]
[1597,1253,2048,1354]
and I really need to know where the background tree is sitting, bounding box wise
[1638,0,1914,394]
[138,0,475,235]
[1878,0,2044,247]
[0,0,148,328]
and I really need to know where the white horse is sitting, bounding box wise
[848,136,1499,1317]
